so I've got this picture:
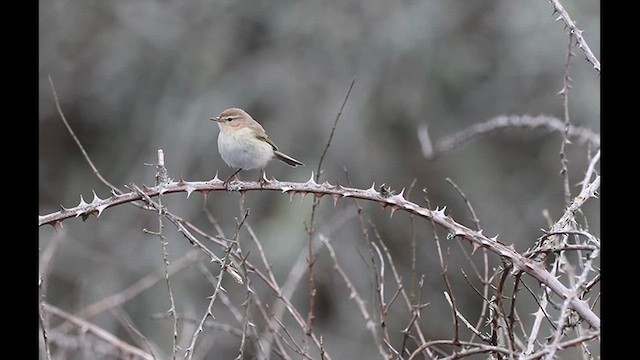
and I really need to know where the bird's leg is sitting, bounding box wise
[258,169,269,187]
[223,168,242,187]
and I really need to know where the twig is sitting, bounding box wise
[52,250,203,336]
[184,241,238,360]
[43,302,154,360]
[305,76,357,335]
[559,34,574,205]
[532,149,600,263]
[547,0,601,72]
[423,190,460,344]
[520,331,599,360]
[419,115,599,160]
[320,234,387,358]
[146,150,178,359]
[315,76,356,181]
[445,178,481,231]
[39,278,52,360]
[48,75,122,194]
[443,291,491,343]
[111,307,160,359]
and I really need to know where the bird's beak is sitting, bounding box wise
[211,116,222,122]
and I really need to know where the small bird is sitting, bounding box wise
[211,107,304,185]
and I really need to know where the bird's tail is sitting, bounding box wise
[274,150,304,167]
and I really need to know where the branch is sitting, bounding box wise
[419,115,599,160]
[547,0,601,73]
[43,302,154,360]
[39,176,599,330]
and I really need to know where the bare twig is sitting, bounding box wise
[423,190,460,344]
[111,307,160,359]
[39,278,52,360]
[320,234,387,357]
[48,75,122,194]
[43,302,154,360]
[184,240,238,360]
[419,115,599,160]
[305,76,357,335]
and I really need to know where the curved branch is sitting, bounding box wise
[38,176,600,330]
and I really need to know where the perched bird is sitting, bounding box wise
[211,107,304,185]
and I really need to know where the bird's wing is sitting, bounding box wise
[255,134,279,151]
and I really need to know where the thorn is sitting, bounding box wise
[332,194,341,206]
[58,204,69,213]
[185,186,195,199]
[300,191,309,203]
[78,195,88,207]
[289,191,296,203]
[91,190,102,203]
[201,190,210,202]
[51,221,63,230]
[281,186,293,193]
[178,175,186,185]
[389,205,399,219]
[555,15,563,22]
[306,172,317,186]
[471,241,482,255]
[212,172,220,182]
[368,182,376,192]
[96,204,108,217]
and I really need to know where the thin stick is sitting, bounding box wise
[110,307,159,359]
[39,279,52,360]
[158,152,178,358]
[315,76,356,180]
[48,75,122,194]
[52,250,203,336]
[559,34,574,205]
[43,302,154,360]
[305,76,356,335]
[423,191,460,344]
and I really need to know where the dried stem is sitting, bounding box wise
[305,76,357,336]
[43,302,154,360]
[419,115,599,160]
[559,34,574,205]
[547,0,600,72]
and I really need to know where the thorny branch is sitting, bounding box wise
[547,0,601,73]
[38,175,600,330]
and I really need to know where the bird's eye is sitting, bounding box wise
[226,117,234,122]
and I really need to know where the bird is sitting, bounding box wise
[211,107,304,185]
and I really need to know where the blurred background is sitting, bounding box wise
[39,0,600,358]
